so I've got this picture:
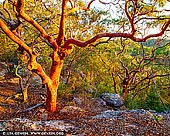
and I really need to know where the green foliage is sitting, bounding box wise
[145,89,164,112]
[124,91,165,112]
[0,34,18,62]
[64,38,170,112]
[58,83,73,99]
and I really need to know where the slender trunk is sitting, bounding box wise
[122,92,127,101]
[122,78,130,101]
[22,88,28,102]
[122,87,129,101]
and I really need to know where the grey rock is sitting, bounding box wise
[96,98,107,106]
[100,93,123,107]
[73,97,82,106]
[60,76,68,84]
[163,110,170,114]
[60,106,84,114]
[148,109,157,114]
[85,88,94,93]
[0,69,6,76]
[129,109,147,114]
[16,65,30,77]
[93,110,126,119]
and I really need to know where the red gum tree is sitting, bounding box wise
[0,0,170,112]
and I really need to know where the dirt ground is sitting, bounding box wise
[0,80,170,136]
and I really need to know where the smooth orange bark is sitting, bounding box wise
[46,81,58,112]
[45,59,64,112]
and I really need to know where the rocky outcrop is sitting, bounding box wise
[1,109,170,135]
[92,110,126,119]
[0,118,74,132]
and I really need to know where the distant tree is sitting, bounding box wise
[0,0,170,112]
[68,38,170,110]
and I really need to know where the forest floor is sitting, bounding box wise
[0,80,170,136]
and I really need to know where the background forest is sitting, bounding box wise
[0,0,170,112]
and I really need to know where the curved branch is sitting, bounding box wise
[99,0,119,5]
[0,11,10,24]
[0,10,21,31]
[63,32,132,48]
[63,18,170,48]
[0,19,50,84]
[16,0,58,50]
[68,0,74,8]
[0,19,32,54]
[15,65,24,89]
[131,73,170,92]
[3,0,13,21]
[125,0,136,34]
[83,0,96,11]
[143,19,170,40]
[135,17,170,24]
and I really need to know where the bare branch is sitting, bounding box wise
[135,17,170,24]
[83,0,96,11]
[119,59,129,78]
[15,65,24,89]
[68,0,74,8]
[131,73,170,91]
[125,0,136,35]
[112,72,118,94]
[132,79,151,98]
[0,10,21,31]
[117,38,126,56]
[0,11,10,24]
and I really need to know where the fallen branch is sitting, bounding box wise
[14,102,45,116]
[22,102,45,112]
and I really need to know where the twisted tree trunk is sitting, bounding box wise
[45,59,64,112]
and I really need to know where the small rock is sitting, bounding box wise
[60,106,84,115]
[129,109,146,114]
[85,88,94,93]
[91,98,106,107]
[148,109,157,114]
[73,97,82,106]
[163,110,170,114]
[60,76,68,84]
[100,93,123,108]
